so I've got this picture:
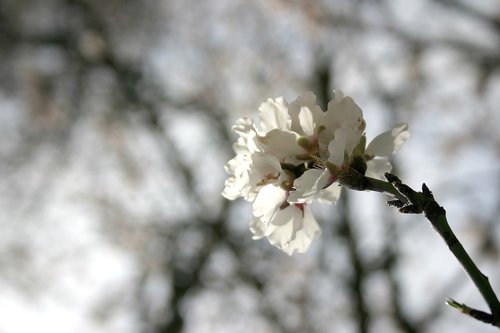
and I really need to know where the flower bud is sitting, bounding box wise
[297,137,314,150]
[349,135,367,175]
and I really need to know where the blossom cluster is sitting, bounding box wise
[222,91,409,255]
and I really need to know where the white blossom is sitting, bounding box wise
[222,90,409,255]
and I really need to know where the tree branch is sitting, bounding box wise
[381,173,500,328]
[338,169,500,327]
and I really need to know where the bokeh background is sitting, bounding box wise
[0,0,499,332]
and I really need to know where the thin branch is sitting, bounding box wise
[382,173,500,328]
[338,169,500,327]
[446,298,497,325]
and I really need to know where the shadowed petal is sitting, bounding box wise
[264,205,320,255]
[366,123,410,156]
[289,169,330,203]
[317,182,342,204]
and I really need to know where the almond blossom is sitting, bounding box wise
[222,90,409,255]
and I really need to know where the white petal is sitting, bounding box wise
[319,91,364,144]
[333,89,344,101]
[268,205,320,255]
[223,156,238,174]
[289,169,330,204]
[366,159,392,179]
[337,96,363,125]
[232,137,249,155]
[252,185,286,223]
[366,123,410,156]
[289,92,324,135]
[248,153,282,185]
[221,177,240,200]
[344,128,365,157]
[284,206,321,255]
[258,129,304,163]
[328,127,347,167]
[264,206,297,251]
[298,107,316,137]
[257,202,321,255]
[298,91,317,106]
[231,119,260,154]
[221,154,252,200]
[300,206,321,238]
[317,182,342,204]
[258,97,291,133]
[232,117,254,135]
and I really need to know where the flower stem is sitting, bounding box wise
[364,176,408,203]
[337,171,407,203]
[381,173,500,327]
[339,170,500,327]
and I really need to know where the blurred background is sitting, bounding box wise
[0,0,499,332]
